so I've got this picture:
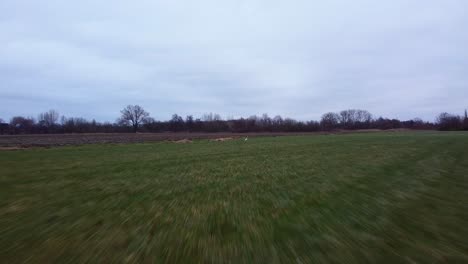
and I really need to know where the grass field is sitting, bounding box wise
[1,132,468,263]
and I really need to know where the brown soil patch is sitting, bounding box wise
[210,137,234,142]
[0,146,26,151]
[173,139,193,144]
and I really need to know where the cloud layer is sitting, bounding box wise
[1,0,467,121]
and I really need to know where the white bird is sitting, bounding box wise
[244,137,248,141]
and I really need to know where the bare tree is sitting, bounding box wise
[214,113,222,121]
[10,116,35,134]
[258,113,272,131]
[321,112,340,130]
[186,115,194,132]
[0,118,5,135]
[272,115,283,125]
[202,113,222,122]
[437,112,461,131]
[38,110,59,127]
[339,109,372,129]
[202,113,214,122]
[339,109,355,127]
[355,110,372,123]
[169,114,184,132]
[119,105,149,132]
[464,109,468,130]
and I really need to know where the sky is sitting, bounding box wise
[1,0,467,122]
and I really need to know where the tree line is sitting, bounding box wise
[1,105,467,135]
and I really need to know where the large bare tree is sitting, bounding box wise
[463,109,468,131]
[320,112,340,130]
[437,112,462,131]
[10,116,35,133]
[38,110,59,127]
[119,105,149,132]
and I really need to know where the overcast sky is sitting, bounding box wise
[1,0,467,122]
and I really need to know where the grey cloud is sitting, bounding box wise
[1,0,467,122]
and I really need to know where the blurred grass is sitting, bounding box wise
[1,132,468,263]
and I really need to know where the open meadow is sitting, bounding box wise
[1,132,468,263]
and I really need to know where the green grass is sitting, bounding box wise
[1,132,468,263]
